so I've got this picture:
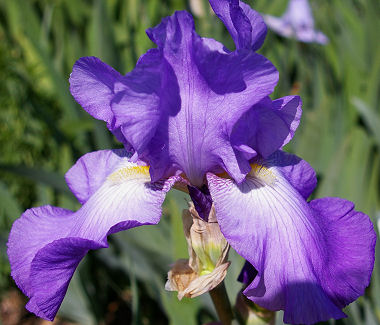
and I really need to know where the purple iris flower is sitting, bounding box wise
[264,0,329,44]
[7,0,374,324]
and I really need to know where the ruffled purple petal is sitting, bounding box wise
[140,11,278,185]
[70,4,280,185]
[7,150,180,320]
[314,31,329,45]
[207,162,375,324]
[231,96,302,159]
[209,0,267,51]
[69,57,126,145]
[69,56,122,124]
[111,49,165,155]
[69,52,163,150]
[194,37,278,97]
[308,198,376,308]
[27,238,102,320]
[8,206,73,299]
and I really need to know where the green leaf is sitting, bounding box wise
[352,97,380,147]
[0,164,71,195]
[166,190,189,260]
[0,181,22,226]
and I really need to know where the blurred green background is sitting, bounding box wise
[0,0,379,324]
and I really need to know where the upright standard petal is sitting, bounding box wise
[231,96,302,159]
[209,0,267,51]
[69,52,163,149]
[69,57,128,146]
[7,149,181,320]
[69,56,122,124]
[207,152,375,324]
[140,10,278,185]
[70,3,283,185]
[111,50,168,155]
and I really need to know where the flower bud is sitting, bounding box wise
[165,203,230,299]
[235,291,275,325]
[190,0,205,17]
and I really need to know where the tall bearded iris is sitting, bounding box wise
[263,0,329,44]
[7,0,375,324]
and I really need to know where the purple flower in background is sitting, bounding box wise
[7,0,374,324]
[264,0,329,44]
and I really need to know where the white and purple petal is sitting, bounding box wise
[65,149,133,204]
[207,152,375,324]
[267,150,316,199]
[7,149,181,320]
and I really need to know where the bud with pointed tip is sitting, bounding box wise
[165,203,230,299]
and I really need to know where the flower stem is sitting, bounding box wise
[209,282,234,325]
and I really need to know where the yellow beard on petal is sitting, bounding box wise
[249,163,277,185]
[107,165,150,183]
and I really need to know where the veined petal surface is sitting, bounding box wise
[238,150,319,285]
[207,152,375,324]
[267,150,316,199]
[65,149,133,204]
[69,2,293,185]
[142,10,278,185]
[7,150,180,320]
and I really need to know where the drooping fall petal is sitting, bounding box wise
[207,152,375,324]
[7,150,181,320]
